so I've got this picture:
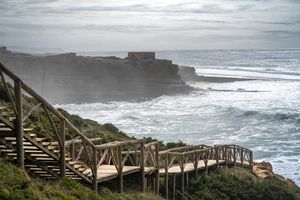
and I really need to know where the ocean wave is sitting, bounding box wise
[235,109,300,123]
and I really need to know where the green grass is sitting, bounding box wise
[0,159,163,200]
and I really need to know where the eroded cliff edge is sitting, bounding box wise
[0,47,192,104]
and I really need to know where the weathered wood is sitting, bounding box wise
[233,146,237,167]
[118,145,123,193]
[15,79,24,169]
[249,151,253,171]
[173,175,176,200]
[0,114,14,129]
[92,146,98,191]
[43,105,62,147]
[216,147,219,168]
[241,149,244,166]
[23,102,42,122]
[155,142,159,195]
[95,140,142,150]
[60,120,66,177]
[140,141,145,192]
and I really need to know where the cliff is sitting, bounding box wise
[0,47,192,104]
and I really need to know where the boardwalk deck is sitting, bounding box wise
[159,160,226,175]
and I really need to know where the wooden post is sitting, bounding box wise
[186,173,189,188]
[241,149,244,166]
[224,146,228,167]
[250,151,253,171]
[173,175,176,200]
[93,147,98,191]
[155,143,159,195]
[140,141,145,192]
[181,172,184,192]
[118,146,123,193]
[15,80,24,170]
[60,120,66,177]
[165,154,169,200]
[194,152,199,176]
[233,146,237,167]
[70,142,75,159]
[216,147,219,168]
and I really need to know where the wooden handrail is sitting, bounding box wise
[95,139,143,150]
[0,63,95,148]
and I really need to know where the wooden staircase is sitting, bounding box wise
[0,106,93,183]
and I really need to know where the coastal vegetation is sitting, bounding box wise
[178,167,300,200]
[0,84,300,200]
[0,158,162,200]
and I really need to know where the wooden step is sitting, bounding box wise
[78,167,86,172]
[4,137,25,141]
[68,161,77,165]
[9,117,16,121]
[29,133,37,138]
[34,171,48,174]
[24,146,39,150]
[29,167,44,171]
[42,142,51,146]
[25,165,38,168]
[35,157,55,161]
[0,149,14,153]
[73,164,81,169]
[0,127,12,132]
[36,138,46,142]
[11,141,32,145]
[38,174,52,177]
[24,150,44,153]
[65,157,72,161]
[47,145,57,150]
[30,153,50,157]
[1,112,8,117]
[0,106,7,111]
[5,152,17,156]
[83,169,91,176]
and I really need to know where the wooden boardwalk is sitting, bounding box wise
[0,63,254,199]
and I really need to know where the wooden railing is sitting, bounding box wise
[0,63,106,190]
[159,144,253,175]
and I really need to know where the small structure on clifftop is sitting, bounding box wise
[128,52,155,61]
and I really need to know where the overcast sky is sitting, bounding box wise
[0,0,299,52]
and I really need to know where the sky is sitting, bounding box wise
[0,0,300,52]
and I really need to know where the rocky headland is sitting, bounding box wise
[0,47,192,104]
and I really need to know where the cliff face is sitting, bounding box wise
[0,48,192,104]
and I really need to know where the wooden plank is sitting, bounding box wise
[15,79,24,169]
[0,114,14,129]
[60,120,66,177]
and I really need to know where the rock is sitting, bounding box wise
[253,161,275,178]
[0,49,193,104]
[128,52,155,61]
[178,65,254,83]
[287,178,298,188]
[255,161,273,172]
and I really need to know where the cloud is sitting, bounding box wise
[0,0,299,50]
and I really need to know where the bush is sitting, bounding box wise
[178,168,300,200]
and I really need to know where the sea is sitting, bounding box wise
[59,49,300,185]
